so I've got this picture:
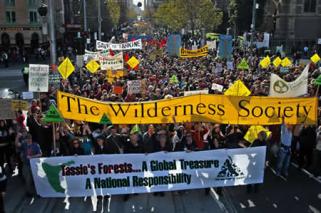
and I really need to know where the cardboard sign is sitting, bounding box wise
[11,100,29,111]
[0,99,15,119]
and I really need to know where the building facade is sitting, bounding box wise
[263,0,321,47]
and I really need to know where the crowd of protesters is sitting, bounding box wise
[0,26,321,207]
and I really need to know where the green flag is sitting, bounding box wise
[170,75,179,84]
[130,124,140,134]
[237,58,249,70]
[314,75,321,86]
[44,104,64,123]
[100,113,112,125]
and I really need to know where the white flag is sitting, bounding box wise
[269,64,309,97]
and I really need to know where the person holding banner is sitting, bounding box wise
[247,131,268,193]
[276,122,293,178]
[15,133,42,196]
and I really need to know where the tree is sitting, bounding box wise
[154,0,222,33]
[106,0,120,27]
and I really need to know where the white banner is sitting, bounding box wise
[269,64,309,97]
[184,89,209,96]
[99,52,124,70]
[96,39,142,51]
[127,80,141,94]
[28,64,49,92]
[30,147,266,197]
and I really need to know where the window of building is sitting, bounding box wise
[29,11,38,23]
[304,0,316,12]
[5,11,16,23]
[5,0,15,6]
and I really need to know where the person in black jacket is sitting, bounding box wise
[299,125,316,169]
[106,125,123,154]
[94,136,107,155]
[69,138,84,156]
[142,125,157,153]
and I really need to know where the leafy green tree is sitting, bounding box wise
[106,0,120,27]
[154,0,222,33]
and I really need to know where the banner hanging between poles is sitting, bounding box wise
[31,147,266,197]
[56,91,318,125]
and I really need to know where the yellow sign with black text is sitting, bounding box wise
[57,91,317,125]
[179,45,208,58]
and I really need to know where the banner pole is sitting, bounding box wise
[52,122,56,156]
[315,85,319,97]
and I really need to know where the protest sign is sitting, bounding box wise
[270,64,308,97]
[31,147,266,197]
[224,80,251,96]
[76,55,84,68]
[206,40,216,50]
[244,126,272,143]
[28,64,49,92]
[96,39,142,51]
[99,52,123,70]
[49,73,61,88]
[22,92,34,100]
[166,34,181,56]
[58,58,75,80]
[227,61,234,70]
[218,35,233,59]
[179,45,208,58]
[11,100,29,111]
[127,80,141,94]
[0,99,15,119]
[211,83,224,92]
[184,90,209,96]
[57,91,317,125]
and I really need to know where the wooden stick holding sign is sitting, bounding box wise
[44,104,64,155]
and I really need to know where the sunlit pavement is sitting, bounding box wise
[4,176,226,213]
[219,164,321,213]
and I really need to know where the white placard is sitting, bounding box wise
[184,89,209,96]
[22,92,34,100]
[127,80,141,94]
[28,64,49,92]
[211,83,224,92]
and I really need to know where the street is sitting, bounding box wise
[0,64,27,92]
[4,163,321,213]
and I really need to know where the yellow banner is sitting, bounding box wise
[179,45,208,58]
[57,91,317,125]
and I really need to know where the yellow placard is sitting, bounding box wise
[86,60,100,73]
[58,57,75,80]
[260,56,271,69]
[127,56,140,69]
[224,80,251,96]
[180,45,208,58]
[273,57,282,68]
[281,57,292,67]
[11,100,29,111]
[311,54,320,64]
[244,126,272,143]
[57,91,317,125]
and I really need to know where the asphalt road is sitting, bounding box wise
[0,64,27,92]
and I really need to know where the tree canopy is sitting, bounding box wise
[154,0,223,33]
